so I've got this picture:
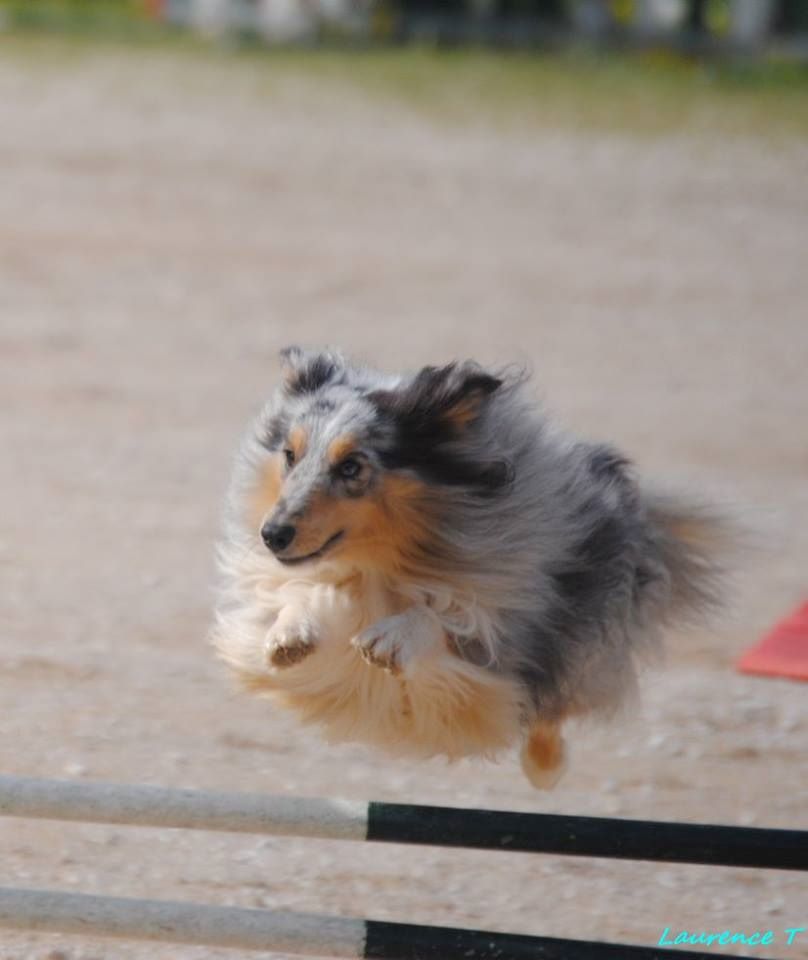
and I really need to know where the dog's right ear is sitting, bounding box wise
[279,346,344,395]
[279,345,305,371]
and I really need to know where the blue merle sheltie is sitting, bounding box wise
[213,347,732,788]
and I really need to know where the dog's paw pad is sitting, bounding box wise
[352,623,403,675]
[268,638,314,668]
[265,623,316,670]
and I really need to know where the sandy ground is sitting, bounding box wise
[0,42,806,960]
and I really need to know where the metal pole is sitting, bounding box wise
[0,774,368,841]
[1,774,806,870]
[0,887,756,960]
[0,887,363,956]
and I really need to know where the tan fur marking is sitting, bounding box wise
[664,515,726,553]
[283,488,347,556]
[327,435,357,465]
[445,393,484,429]
[525,722,564,772]
[275,662,521,759]
[246,456,284,530]
[276,473,436,574]
[288,425,308,461]
[334,474,438,576]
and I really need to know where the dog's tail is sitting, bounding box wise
[639,487,742,628]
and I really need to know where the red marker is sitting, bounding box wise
[738,601,808,682]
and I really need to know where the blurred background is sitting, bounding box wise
[2,0,808,50]
[1,3,806,959]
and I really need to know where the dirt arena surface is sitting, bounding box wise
[0,40,806,960]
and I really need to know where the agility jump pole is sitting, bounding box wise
[1,774,806,870]
[0,886,757,959]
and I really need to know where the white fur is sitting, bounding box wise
[213,545,523,760]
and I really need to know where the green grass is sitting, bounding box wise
[277,47,808,137]
[2,27,807,138]
[0,0,152,35]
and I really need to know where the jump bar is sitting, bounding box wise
[0,887,759,960]
[366,801,808,871]
[1,774,806,871]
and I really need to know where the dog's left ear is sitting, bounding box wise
[279,346,344,395]
[372,362,503,434]
[432,363,503,429]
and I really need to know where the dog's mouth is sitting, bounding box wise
[276,530,345,566]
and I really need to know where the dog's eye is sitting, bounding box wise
[338,457,362,480]
[283,449,296,469]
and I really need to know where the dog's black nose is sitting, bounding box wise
[261,522,297,554]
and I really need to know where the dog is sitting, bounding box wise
[213,347,732,788]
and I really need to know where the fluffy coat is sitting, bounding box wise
[213,347,731,787]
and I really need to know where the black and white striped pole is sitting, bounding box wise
[0,887,758,959]
[1,774,805,871]
[1,774,806,959]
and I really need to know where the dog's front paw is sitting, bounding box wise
[265,620,317,670]
[352,615,413,675]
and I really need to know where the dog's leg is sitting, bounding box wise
[520,720,567,790]
[265,604,318,669]
[352,606,444,675]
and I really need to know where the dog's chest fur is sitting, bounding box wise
[214,559,522,760]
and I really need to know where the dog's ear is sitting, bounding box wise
[371,362,502,434]
[279,346,344,395]
[279,345,305,371]
[434,363,503,429]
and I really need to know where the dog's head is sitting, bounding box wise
[244,347,511,573]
